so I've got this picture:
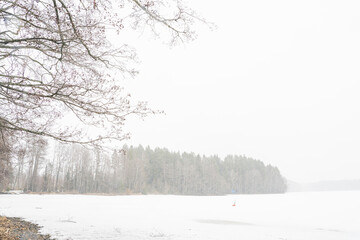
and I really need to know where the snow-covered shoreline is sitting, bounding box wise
[1,192,359,240]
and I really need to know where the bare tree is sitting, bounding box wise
[27,136,47,191]
[13,144,27,189]
[0,0,201,146]
[0,126,12,190]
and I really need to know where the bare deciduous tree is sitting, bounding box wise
[0,0,200,146]
[0,127,12,190]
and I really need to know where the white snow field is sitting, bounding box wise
[0,191,359,240]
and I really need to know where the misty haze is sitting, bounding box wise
[1,0,359,239]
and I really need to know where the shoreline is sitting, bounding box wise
[0,216,54,240]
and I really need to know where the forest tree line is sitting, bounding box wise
[1,136,287,195]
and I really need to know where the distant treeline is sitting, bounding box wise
[123,145,287,195]
[3,138,286,195]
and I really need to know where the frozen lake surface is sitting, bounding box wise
[1,191,359,240]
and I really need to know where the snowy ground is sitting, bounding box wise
[0,191,359,240]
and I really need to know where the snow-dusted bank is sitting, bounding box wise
[0,192,359,240]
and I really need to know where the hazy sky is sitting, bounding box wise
[116,0,360,183]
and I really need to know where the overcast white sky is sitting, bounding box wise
[115,0,360,183]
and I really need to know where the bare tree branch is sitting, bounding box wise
[0,0,200,147]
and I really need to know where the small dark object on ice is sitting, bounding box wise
[0,216,54,240]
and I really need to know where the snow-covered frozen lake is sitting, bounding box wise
[1,191,359,240]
